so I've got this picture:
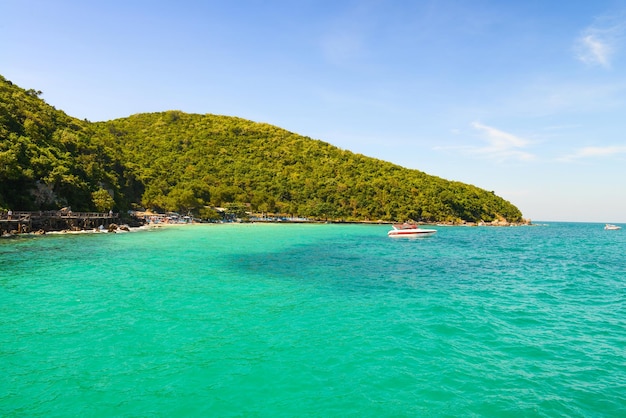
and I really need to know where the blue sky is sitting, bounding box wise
[2,0,626,222]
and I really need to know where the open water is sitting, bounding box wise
[1,222,625,417]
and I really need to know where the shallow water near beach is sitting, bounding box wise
[1,222,625,417]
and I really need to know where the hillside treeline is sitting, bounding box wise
[0,75,524,223]
[0,75,141,213]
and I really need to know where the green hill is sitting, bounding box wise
[0,75,140,213]
[1,75,524,223]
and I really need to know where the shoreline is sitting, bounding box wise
[1,218,535,239]
[0,223,153,238]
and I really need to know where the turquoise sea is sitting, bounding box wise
[1,222,625,417]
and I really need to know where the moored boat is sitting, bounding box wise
[604,224,621,230]
[388,223,437,237]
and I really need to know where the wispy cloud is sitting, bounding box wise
[436,122,535,162]
[574,13,626,68]
[468,122,535,162]
[558,145,626,162]
[576,35,613,68]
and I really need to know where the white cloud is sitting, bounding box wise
[558,145,626,161]
[574,13,626,68]
[468,122,535,162]
[435,122,535,162]
[576,34,613,68]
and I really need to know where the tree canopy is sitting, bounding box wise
[0,75,524,223]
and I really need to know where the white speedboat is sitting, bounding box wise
[388,223,437,237]
[604,224,621,230]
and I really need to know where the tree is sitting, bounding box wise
[166,187,202,213]
[92,188,115,212]
[225,202,249,220]
[198,206,222,221]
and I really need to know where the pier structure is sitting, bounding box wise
[0,210,119,235]
[0,212,32,234]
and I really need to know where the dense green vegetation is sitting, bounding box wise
[1,75,524,223]
[0,75,140,212]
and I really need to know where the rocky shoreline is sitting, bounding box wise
[1,222,144,238]
[1,213,532,238]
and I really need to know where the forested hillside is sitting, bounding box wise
[0,75,140,212]
[1,75,524,223]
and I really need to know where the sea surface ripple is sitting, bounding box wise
[1,222,625,417]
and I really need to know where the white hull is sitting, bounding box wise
[388,228,437,237]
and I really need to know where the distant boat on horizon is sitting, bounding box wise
[604,224,621,230]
